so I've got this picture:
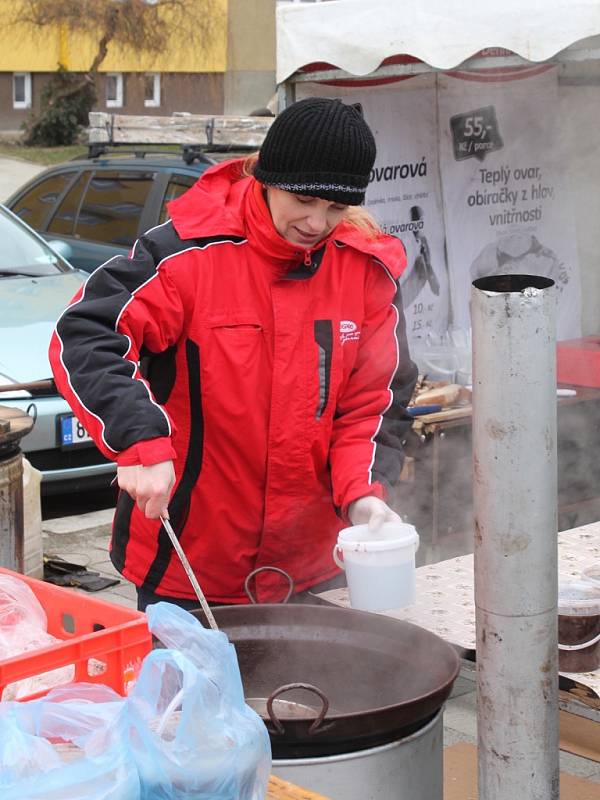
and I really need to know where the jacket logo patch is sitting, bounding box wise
[340,319,360,345]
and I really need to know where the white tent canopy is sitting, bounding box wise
[276,0,600,83]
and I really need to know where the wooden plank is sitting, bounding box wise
[444,742,600,800]
[413,405,473,427]
[88,112,273,147]
[560,682,600,710]
[267,775,331,800]
[560,708,600,762]
[411,387,600,432]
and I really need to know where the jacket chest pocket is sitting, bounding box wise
[202,314,267,385]
[207,313,263,340]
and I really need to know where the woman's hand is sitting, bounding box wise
[348,495,401,533]
[117,461,176,519]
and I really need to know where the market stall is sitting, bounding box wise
[277,5,600,797]
[395,380,600,563]
[277,0,600,559]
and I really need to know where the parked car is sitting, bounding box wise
[5,147,216,272]
[0,205,116,494]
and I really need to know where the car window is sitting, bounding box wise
[0,208,68,276]
[159,174,196,224]
[47,171,89,236]
[11,172,75,230]
[74,170,154,247]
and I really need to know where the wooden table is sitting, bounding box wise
[319,522,600,719]
[267,775,329,799]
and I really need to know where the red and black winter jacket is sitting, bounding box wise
[49,160,418,603]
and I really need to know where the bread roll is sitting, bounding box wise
[414,384,461,407]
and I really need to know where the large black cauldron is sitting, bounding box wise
[193,603,459,758]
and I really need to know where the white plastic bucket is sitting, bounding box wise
[333,522,419,612]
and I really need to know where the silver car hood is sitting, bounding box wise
[0,272,85,383]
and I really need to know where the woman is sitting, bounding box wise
[49,97,418,610]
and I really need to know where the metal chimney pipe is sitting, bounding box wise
[471,274,559,800]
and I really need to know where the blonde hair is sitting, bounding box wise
[242,153,381,239]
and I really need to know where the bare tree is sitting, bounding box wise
[11,0,225,144]
[14,0,224,96]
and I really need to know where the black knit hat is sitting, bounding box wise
[254,97,376,206]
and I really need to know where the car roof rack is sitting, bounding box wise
[85,142,255,165]
[85,142,212,164]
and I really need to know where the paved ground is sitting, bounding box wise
[43,508,136,608]
[40,508,600,786]
[0,156,45,202]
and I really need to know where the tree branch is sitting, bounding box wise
[88,4,119,74]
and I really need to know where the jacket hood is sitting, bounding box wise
[168,160,248,240]
[168,159,407,280]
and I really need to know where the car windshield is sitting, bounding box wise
[0,206,70,277]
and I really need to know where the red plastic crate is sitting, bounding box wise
[0,567,151,701]
[557,336,600,388]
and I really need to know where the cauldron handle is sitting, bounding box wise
[266,682,330,735]
[244,566,295,604]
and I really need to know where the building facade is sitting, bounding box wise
[0,0,276,132]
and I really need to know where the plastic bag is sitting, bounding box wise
[0,704,62,788]
[146,601,246,709]
[0,574,74,699]
[0,574,47,631]
[0,602,271,799]
[133,602,271,799]
[0,683,140,799]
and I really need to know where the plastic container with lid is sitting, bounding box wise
[558,580,600,673]
[333,521,419,612]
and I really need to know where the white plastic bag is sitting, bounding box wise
[0,599,271,799]
[0,684,140,799]
[132,602,272,799]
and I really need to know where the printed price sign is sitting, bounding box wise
[450,105,503,162]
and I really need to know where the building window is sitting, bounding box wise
[144,73,161,108]
[13,73,32,109]
[106,73,124,108]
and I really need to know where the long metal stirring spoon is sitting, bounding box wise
[160,516,219,631]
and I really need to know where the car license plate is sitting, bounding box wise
[59,414,93,448]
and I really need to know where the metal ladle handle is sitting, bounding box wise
[160,516,219,631]
[244,566,295,604]
[266,682,330,735]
